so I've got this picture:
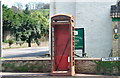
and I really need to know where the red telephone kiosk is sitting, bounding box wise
[51,14,75,76]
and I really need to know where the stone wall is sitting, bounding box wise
[112,22,120,57]
[2,58,120,75]
[75,61,97,74]
[2,60,51,72]
[2,60,97,73]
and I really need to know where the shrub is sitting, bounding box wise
[95,61,120,75]
[3,40,9,43]
[16,41,24,46]
[8,39,14,48]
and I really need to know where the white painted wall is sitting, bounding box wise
[49,1,76,56]
[76,2,116,57]
[50,2,76,16]
[50,1,117,57]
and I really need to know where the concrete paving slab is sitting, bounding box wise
[1,72,120,78]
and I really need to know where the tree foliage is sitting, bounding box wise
[2,4,49,47]
[2,5,14,30]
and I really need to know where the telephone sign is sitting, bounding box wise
[74,28,84,50]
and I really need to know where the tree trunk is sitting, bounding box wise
[28,36,31,47]
[28,41,31,47]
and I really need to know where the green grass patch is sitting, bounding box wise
[0,57,4,59]
[3,46,27,49]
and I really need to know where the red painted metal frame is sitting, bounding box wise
[51,14,75,76]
